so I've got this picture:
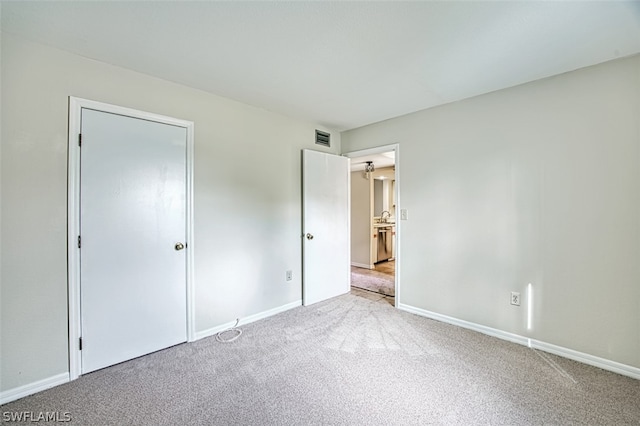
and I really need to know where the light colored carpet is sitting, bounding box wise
[351,266,395,297]
[2,289,639,425]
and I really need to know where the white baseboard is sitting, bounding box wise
[398,303,640,380]
[194,300,302,341]
[351,262,374,269]
[0,372,69,405]
[528,339,640,379]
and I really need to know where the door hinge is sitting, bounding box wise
[77,235,81,248]
[79,337,83,350]
[78,133,82,147]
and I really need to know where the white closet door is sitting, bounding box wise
[80,108,187,373]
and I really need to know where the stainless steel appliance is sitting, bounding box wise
[376,226,392,263]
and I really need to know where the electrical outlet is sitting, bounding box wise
[400,209,408,220]
[511,292,521,306]
[286,270,293,282]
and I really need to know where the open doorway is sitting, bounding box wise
[344,145,399,306]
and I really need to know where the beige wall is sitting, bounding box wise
[342,55,640,368]
[350,170,372,267]
[0,33,340,392]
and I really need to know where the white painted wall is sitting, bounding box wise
[342,55,640,369]
[0,33,340,393]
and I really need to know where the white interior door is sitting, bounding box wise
[80,108,188,373]
[302,149,350,305]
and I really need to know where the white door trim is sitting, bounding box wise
[343,144,400,307]
[67,97,195,380]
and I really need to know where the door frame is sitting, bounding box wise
[343,143,400,307]
[67,97,195,380]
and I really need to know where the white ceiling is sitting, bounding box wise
[2,1,640,131]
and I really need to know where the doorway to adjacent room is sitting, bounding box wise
[344,144,399,305]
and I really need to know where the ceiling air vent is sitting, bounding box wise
[315,130,330,147]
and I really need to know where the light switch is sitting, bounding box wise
[400,209,408,220]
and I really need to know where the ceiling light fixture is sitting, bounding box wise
[364,161,375,180]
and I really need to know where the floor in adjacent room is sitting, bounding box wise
[351,260,395,297]
[374,259,395,276]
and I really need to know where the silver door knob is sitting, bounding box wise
[306,233,314,240]
[175,242,185,251]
